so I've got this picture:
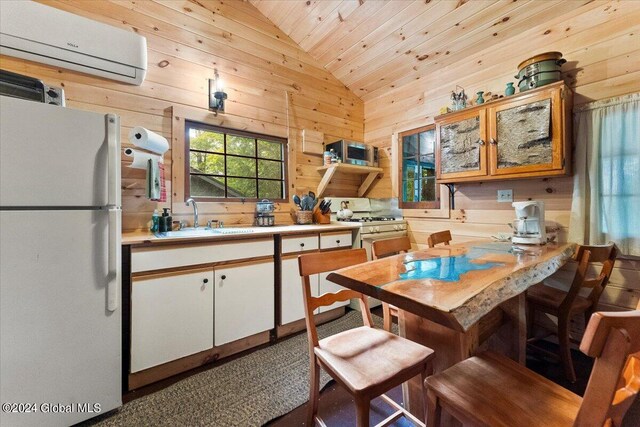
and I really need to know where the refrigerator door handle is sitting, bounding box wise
[106,114,121,208]
[107,209,121,312]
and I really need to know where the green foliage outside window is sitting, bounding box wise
[186,121,286,200]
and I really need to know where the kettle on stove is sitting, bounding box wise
[337,201,353,220]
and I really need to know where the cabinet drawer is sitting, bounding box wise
[131,269,214,373]
[320,231,353,250]
[132,238,273,273]
[282,234,319,254]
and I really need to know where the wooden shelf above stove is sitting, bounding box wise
[316,164,383,198]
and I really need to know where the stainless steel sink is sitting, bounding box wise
[211,228,255,235]
[155,227,255,238]
[155,228,216,238]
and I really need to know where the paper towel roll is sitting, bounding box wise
[124,148,163,169]
[128,127,169,155]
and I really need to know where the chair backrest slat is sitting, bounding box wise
[372,236,411,260]
[575,310,640,426]
[307,289,364,312]
[298,249,372,348]
[559,249,592,312]
[572,243,618,307]
[427,230,452,248]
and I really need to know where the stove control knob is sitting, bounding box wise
[375,226,380,232]
[368,227,374,233]
[393,225,399,231]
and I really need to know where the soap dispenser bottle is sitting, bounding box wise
[150,209,160,232]
[159,208,172,233]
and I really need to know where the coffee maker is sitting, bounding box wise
[511,201,546,245]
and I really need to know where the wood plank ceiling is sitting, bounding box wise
[249,0,590,101]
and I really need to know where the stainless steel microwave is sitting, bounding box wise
[325,140,378,167]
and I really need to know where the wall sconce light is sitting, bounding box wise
[209,70,227,115]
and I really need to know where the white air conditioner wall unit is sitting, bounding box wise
[0,1,147,86]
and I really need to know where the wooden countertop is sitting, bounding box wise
[122,222,361,246]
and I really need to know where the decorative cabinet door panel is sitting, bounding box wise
[489,87,564,176]
[436,109,488,180]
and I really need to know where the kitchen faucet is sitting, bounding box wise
[185,198,199,228]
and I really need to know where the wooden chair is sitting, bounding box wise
[371,236,412,332]
[425,309,640,427]
[427,230,452,248]
[298,248,435,427]
[527,243,618,382]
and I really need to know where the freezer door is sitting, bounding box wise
[0,210,121,426]
[0,96,120,207]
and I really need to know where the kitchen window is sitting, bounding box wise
[185,121,287,202]
[398,125,440,209]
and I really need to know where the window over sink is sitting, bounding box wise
[185,121,287,202]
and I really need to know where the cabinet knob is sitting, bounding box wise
[203,278,209,284]
[490,138,497,145]
[336,240,341,244]
[221,275,227,280]
[476,139,485,146]
[300,243,305,247]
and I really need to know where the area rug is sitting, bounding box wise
[82,311,389,427]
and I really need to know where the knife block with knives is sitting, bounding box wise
[313,208,330,224]
[313,199,332,224]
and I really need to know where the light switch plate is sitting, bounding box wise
[497,189,513,203]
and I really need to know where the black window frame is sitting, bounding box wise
[185,120,288,202]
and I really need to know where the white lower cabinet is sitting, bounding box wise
[281,257,319,324]
[214,261,274,346]
[131,268,214,373]
[318,271,350,313]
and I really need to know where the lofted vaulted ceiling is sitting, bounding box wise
[249,0,590,101]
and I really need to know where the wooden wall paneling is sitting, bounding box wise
[352,2,640,312]
[310,0,396,62]
[361,1,639,103]
[321,0,444,74]
[1,0,363,231]
[285,0,343,45]
[297,0,362,52]
[352,0,569,96]
[265,1,319,37]
[333,0,499,84]
[365,1,627,109]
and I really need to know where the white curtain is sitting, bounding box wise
[569,93,640,256]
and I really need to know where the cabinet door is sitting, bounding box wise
[488,86,564,176]
[436,108,488,181]
[214,261,274,346]
[131,268,214,373]
[318,271,350,313]
[280,257,319,325]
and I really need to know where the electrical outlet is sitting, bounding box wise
[497,189,513,203]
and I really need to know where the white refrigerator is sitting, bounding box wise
[0,96,122,426]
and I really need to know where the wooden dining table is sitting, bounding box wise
[327,240,575,418]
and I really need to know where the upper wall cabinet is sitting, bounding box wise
[435,82,572,183]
